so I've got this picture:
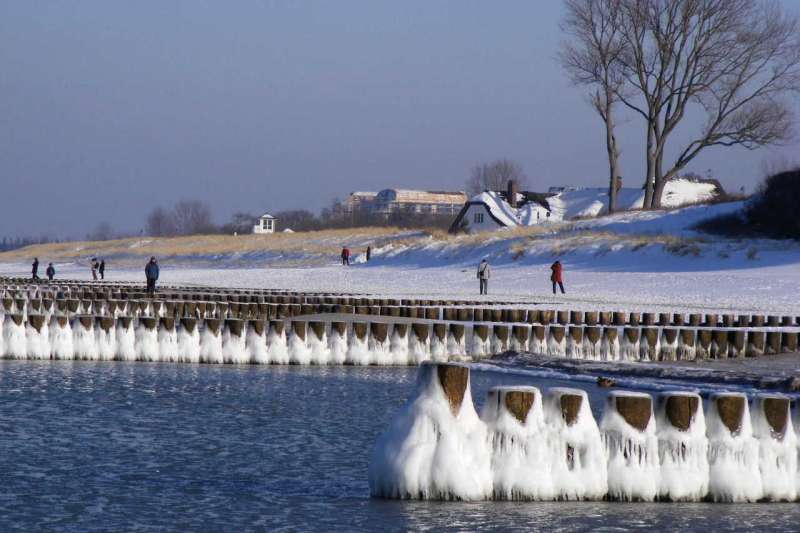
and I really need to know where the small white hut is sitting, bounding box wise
[252,213,276,234]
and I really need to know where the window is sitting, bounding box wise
[473,212,484,224]
[266,220,273,230]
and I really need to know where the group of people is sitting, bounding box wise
[90,258,106,280]
[340,246,371,266]
[31,258,56,281]
[477,258,566,296]
[29,255,160,298]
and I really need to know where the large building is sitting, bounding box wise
[344,188,467,216]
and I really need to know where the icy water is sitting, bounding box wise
[0,361,797,533]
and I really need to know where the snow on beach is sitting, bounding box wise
[2,201,799,314]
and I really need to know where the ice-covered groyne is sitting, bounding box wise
[369,363,800,502]
[2,279,799,365]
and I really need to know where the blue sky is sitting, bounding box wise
[1,1,797,238]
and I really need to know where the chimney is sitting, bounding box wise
[507,179,519,208]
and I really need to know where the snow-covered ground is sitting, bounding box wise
[3,201,799,314]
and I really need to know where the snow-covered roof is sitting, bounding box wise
[458,178,721,230]
[259,213,275,219]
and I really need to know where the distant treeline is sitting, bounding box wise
[144,198,456,237]
[0,236,60,252]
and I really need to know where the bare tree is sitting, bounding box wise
[466,159,527,196]
[560,0,625,213]
[88,221,114,241]
[611,0,800,207]
[145,207,177,237]
[172,200,214,235]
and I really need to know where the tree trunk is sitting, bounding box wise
[642,124,656,208]
[605,104,620,214]
[651,148,666,208]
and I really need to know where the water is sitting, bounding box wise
[0,361,797,532]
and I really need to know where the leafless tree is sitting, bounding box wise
[172,200,214,235]
[466,159,527,196]
[611,0,800,207]
[88,221,114,241]
[560,0,625,213]
[145,207,177,237]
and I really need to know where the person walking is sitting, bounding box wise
[550,260,565,294]
[341,247,351,266]
[99,260,106,280]
[477,258,490,295]
[46,263,55,281]
[366,246,372,262]
[32,258,40,280]
[90,258,99,280]
[145,256,159,297]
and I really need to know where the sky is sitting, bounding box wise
[1,1,798,239]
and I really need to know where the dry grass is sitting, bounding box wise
[0,227,415,263]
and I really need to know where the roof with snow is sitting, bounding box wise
[259,213,275,219]
[450,178,723,232]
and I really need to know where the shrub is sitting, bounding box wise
[745,168,800,239]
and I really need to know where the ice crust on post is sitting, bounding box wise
[706,392,762,502]
[655,391,708,501]
[481,386,554,500]
[543,387,607,500]
[368,362,492,500]
[751,394,797,501]
[600,390,659,501]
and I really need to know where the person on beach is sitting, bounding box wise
[32,258,40,280]
[551,260,565,294]
[99,260,105,280]
[91,258,99,280]
[46,263,55,281]
[145,256,159,297]
[477,258,490,295]
[366,246,371,262]
[341,247,351,266]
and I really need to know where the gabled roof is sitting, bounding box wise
[259,213,275,219]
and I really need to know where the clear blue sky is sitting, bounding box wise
[1,1,797,238]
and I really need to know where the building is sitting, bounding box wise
[252,213,276,234]
[344,188,467,216]
[450,177,724,233]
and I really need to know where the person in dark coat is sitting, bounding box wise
[550,260,565,294]
[341,247,351,266]
[366,246,371,262]
[477,258,490,295]
[32,258,40,280]
[145,256,159,297]
[99,260,106,280]
[46,263,55,281]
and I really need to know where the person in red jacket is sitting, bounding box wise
[341,247,351,266]
[550,260,565,294]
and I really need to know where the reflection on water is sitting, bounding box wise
[0,361,796,532]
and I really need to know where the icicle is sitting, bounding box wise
[390,324,410,365]
[177,318,201,363]
[95,317,117,361]
[328,322,348,365]
[706,392,762,502]
[347,323,371,365]
[246,321,268,364]
[200,319,223,364]
[655,391,708,501]
[601,391,659,501]
[543,387,607,500]
[73,316,97,361]
[157,318,179,363]
[482,386,554,500]
[115,317,136,362]
[222,320,249,364]
[50,315,74,360]
[751,395,797,501]
[266,321,289,364]
[288,322,311,365]
[368,362,492,500]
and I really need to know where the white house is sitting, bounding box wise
[252,213,276,234]
[450,178,723,233]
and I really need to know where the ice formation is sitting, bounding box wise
[543,387,607,500]
[706,392,763,502]
[751,395,797,501]
[481,386,554,500]
[655,391,708,501]
[600,391,659,501]
[369,362,492,500]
